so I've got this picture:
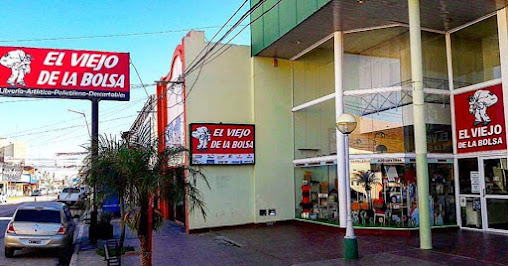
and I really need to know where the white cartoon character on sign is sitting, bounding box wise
[468,90,498,126]
[192,126,211,150]
[0,50,32,87]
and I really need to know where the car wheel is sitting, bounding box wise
[5,247,14,258]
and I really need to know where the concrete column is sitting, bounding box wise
[445,33,462,227]
[496,8,508,159]
[334,31,347,228]
[408,0,432,249]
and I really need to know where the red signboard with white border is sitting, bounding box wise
[0,46,129,100]
[190,123,255,165]
[454,84,506,153]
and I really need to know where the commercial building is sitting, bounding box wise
[158,1,508,235]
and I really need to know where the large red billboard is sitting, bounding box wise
[0,46,129,100]
[190,123,255,165]
[454,84,506,153]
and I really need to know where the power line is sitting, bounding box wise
[184,0,265,76]
[163,0,268,110]
[184,0,250,77]
[0,25,246,43]
[187,0,282,77]
[130,60,150,97]
[6,114,136,138]
[169,0,278,108]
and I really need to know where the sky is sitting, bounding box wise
[0,0,250,161]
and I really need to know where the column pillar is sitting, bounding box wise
[408,0,432,249]
[334,31,347,228]
[496,8,508,159]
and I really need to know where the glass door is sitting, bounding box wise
[481,157,508,231]
[457,158,483,229]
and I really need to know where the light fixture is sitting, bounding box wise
[335,113,357,135]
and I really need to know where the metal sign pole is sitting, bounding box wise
[89,98,99,244]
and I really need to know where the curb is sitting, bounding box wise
[69,222,85,266]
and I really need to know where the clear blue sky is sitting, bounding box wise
[0,0,250,159]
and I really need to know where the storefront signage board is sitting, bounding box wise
[0,46,129,100]
[190,123,255,165]
[454,84,506,153]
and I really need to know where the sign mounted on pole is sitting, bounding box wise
[0,46,130,101]
[189,123,255,165]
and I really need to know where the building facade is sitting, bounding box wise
[158,1,508,234]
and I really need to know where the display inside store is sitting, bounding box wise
[295,161,456,228]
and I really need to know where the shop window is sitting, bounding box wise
[295,159,456,228]
[451,16,500,88]
[295,166,338,224]
[348,160,455,228]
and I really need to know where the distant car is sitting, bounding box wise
[4,202,75,258]
[79,187,90,196]
[31,190,41,197]
[0,192,7,203]
[57,188,85,207]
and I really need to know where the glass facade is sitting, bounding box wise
[451,15,501,88]
[292,16,508,231]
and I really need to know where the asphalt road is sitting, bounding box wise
[0,199,81,266]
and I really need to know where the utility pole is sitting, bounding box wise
[89,98,99,244]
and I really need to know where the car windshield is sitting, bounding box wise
[15,209,61,223]
[62,188,80,193]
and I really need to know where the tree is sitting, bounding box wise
[82,135,208,266]
[352,170,380,210]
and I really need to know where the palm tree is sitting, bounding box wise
[82,135,208,266]
[352,170,380,210]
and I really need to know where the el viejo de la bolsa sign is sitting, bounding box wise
[0,46,130,101]
[190,123,255,165]
[454,84,506,153]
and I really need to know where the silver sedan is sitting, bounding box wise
[4,202,75,258]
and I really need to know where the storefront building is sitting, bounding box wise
[158,1,508,234]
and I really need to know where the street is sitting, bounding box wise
[0,197,80,266]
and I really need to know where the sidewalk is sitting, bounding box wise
[72,220,508,265]
[71,219,139,266]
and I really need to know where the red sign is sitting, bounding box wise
[0,46,129,100]
[454,84,506,153]
[190,123,255,165]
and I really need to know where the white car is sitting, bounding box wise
[57,188,85,207]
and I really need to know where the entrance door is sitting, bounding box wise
[457,157,508,232]
[481,157,508,231]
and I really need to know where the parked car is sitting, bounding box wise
[0,192,7,203]
[31,190,41,197]
[4,202,75,258]
[79,187,90,197]
[57,188,85,207]
[39,188,48,195]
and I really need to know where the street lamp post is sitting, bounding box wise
[336,113,359,260]
[68,109,91,138]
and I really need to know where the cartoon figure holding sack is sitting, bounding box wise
[468,90,498,126]
[0,50,32,87]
